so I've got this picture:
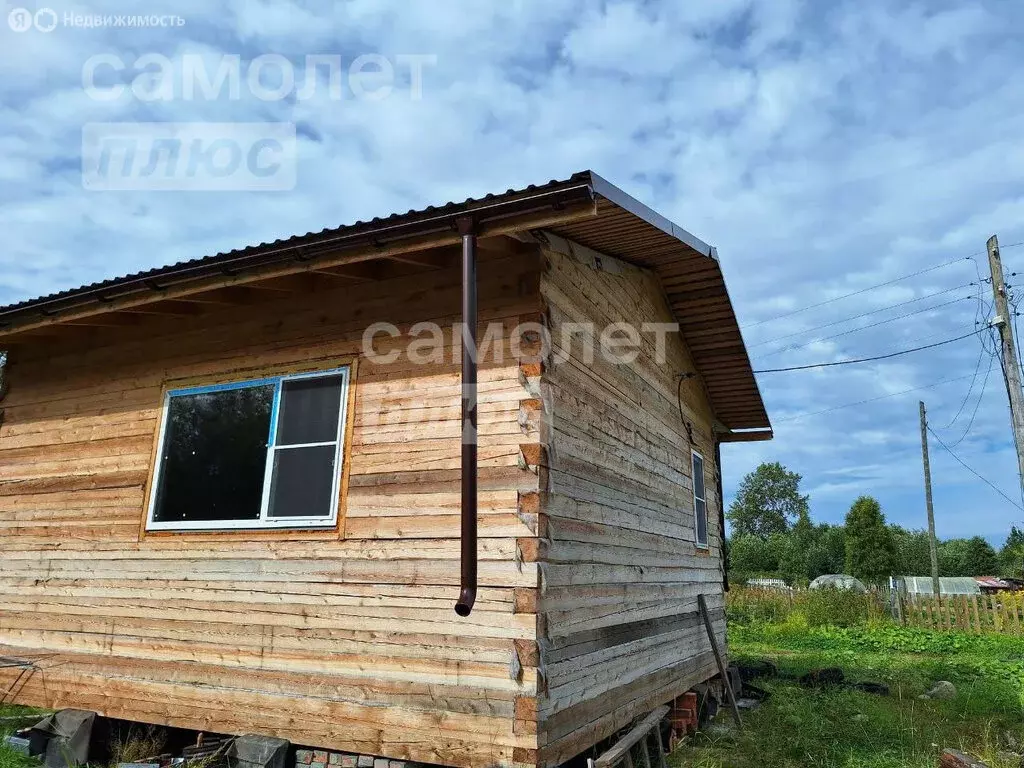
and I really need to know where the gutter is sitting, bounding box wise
[0,181,598,333]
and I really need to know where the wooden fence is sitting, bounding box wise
[899,592,1024,634]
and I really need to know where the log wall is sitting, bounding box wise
[0,235,729,768]
[535,242,726,766]
[0,248,546,768]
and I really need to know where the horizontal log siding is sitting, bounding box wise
[0,248,545,768]
[536,246,726,766]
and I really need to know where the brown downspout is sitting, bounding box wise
[715,439,729,592]
[455,217,478,616]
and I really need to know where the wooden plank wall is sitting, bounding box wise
[0,248,546,768]
[535,243,726,766]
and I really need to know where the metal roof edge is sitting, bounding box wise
[583,172,770,432]
[586,171,719,262]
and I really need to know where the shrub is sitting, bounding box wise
[802,587,874,627]
[726,587,794,625]
[726,586,888,629]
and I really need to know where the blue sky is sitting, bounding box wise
[2,0,1023,545]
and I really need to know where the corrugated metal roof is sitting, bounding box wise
[0,173,597,319]
[975,576,1011,589]
[899,576,982,595]
[0,170,771,432]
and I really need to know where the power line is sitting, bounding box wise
[774,373,977,423]
[927,425,1024,512]
[753,329,982,374]
[940,340,988,430]
[756,296,973,359]
[745,256,972,328]
[753,327,983,372]
[745,243,1024,331]
[946,354,995,448]
[749,281,976,350]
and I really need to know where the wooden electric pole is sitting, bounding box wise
[986,234,1024,497]
[919,401,941,597]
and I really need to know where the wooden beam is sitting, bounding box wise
[592,706,669,768]
[0,198,598,342]
[477,235,539,258]
[716,430,773,443]
[63,313,142,328]
[697,594,742,729]
[313,262,383,282]
[171,287,259,305]
[382,246,458,269]
[118,300,205,317]
[244,274,319,293]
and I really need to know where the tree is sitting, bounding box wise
[889,526,933,576]
[999,526,1024,578]
[844,496,895,583]
[728,534,780,579]
[942,536,999,576]
[939,537,998,576]
[939,538,971,576]
[804,524,846,579]
[727,462,809,539]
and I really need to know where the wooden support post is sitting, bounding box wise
[593,706,670,768]
[698,593,742,729]
[650,729,668,768]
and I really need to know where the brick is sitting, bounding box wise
[341,757,357,768]
[329,755,342,766]
[940,750,988,768]
[312,762,327,768]
[313,753,329,764]
[357,758,373,768]
[296,751,313,765]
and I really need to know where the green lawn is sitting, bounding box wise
[671,621,1024,768]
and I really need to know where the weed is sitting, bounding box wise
[674,591,1024,767]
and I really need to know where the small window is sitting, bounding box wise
[147,367,350,531]
[692,451,708,548]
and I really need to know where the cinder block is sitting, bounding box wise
[312,762,327,768]
[373,759,388,768]
[388,761,405,768]
[357,757,373,768]
[296,751,313,765]
[229,734,290,768]
[328,755,342,766]
[340,757,357,768]
[4,736,30,756]
[312,753,329,765]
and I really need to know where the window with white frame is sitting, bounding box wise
[146,366,350,531]
[692,450,708,548]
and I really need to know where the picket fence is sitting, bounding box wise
[899,592,1024,634]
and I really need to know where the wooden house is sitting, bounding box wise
[0,172,771,768]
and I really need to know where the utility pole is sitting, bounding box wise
[919,401,941,597]
[987,234,1024,496]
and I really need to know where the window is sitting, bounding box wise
[146,366,350,531]
[692,451,708,548]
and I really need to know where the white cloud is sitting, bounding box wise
[1,0,1023,542]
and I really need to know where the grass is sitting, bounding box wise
[670,615,1024,768]
[0,705,44,768]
